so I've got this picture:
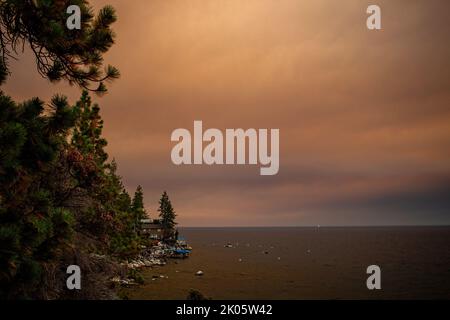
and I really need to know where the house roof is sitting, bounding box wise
[141,219,163,230]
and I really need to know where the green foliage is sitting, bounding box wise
[71,91,108,168]
[68,92,145,258]
[158,191,177,241]
[132,185,146,232]
[0,0,119,93]
[0,92,76,299]
[0,0,168,300]
[0,89,150,298]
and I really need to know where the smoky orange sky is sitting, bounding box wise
[3,0,450,226]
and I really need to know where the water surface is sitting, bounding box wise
[127,227,450,300]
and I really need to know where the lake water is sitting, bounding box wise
[127,227,450,300]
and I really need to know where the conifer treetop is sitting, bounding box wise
[158,191,177,231]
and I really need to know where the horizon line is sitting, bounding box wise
[178,224,450,228]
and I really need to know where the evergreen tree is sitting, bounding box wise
[132,185,146,231]
[0,93,77,299]
[158,191,177,241]
[68,93,142,257]
[71,90,108,167]
[0,0,119,93]
[0,1,153,299]
[0,88,146,298]
[105,161,141,258]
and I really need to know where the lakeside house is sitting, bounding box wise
[140,219,164,240]
[139,218,190,258]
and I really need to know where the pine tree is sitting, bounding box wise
[0,93,77,299]
[158,191,177,241]
[0,0,119,93]
[72,90,108,167]
[69,93,142,257]
[132,186,146,232]
[105,161,141,257]
[0,0,153,299]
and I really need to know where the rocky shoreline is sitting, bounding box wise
[112,240,191,287]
